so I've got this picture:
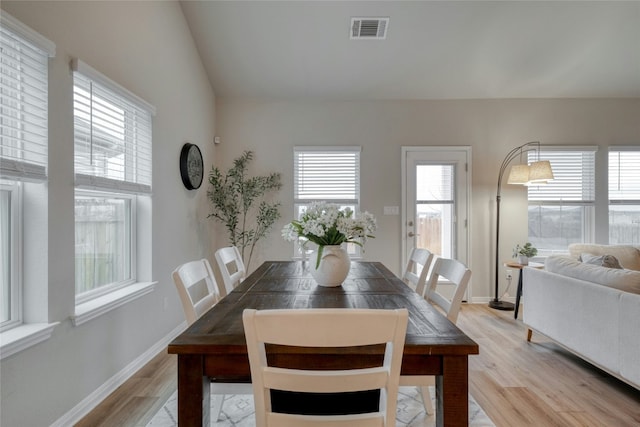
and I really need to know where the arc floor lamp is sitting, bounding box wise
[489,141,554,310]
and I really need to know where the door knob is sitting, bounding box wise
[408,231,420,237]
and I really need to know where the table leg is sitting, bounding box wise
[514,270,524,319]
[177,354,210,426]
[435,355,469,427]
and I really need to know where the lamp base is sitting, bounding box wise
[489,300,515,311]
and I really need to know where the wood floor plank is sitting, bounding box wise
[75,303,640,427]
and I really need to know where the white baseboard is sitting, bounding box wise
[50,321,187,427]
[469,296,515,304]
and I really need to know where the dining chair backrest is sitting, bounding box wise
[215,246,246,296]
[402,248,434,296]
[173,258,253,420]
[424,257,472,323]
[242,308,409,427]
[172,259,221,325]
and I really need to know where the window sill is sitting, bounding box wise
[0,322,59,360]
[72,281,157,326]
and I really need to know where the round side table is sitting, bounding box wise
[504,261,544,319]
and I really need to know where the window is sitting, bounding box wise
[0,13,54,332]
[72,59,154,303]
[293,147,361,255]
[609,148,640,245]
[527,147,596,255]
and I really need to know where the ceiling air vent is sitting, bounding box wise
[350,17,389,40]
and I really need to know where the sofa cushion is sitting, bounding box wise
[545,255,640,295]
[580,253,623,269]
[568,244,640,271]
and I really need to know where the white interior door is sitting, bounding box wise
[402,147,471,272]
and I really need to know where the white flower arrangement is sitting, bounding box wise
[282,202,377,267]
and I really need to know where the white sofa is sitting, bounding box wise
[523,244,640,390]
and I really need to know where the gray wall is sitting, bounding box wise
[0,2,217,426]
[214,98,640,299]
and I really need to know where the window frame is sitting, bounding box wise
[608,147,640,245]
[0,12,53,333]
[74,189,137,305]
[527,146,597,255]
[72,59,155,306]
[292,146,362,257]
[0,181,22,332]
[0,12,59,356]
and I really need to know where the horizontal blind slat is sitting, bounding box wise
[73,63,153,192]
[1,13,55,56]
[527,150,595,202]
[609,150,640,200]
[294,148,360,202]
[0,16,51,182]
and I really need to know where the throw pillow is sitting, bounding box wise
[580,253,623,269]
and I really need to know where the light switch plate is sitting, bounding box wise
[383,206,399,215]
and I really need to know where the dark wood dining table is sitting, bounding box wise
[168,260,479,426]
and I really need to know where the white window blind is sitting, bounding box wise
[609,148,640,202]
[72,59,155,195]
[416,165,454,203]
[0,13,55,182]
[527,147,596,203]
[294,147,361,205]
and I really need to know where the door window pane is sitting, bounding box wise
[416,165,454,258]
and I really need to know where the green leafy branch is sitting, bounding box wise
[207,151,282,270]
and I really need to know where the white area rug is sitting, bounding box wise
[147,386,494,427]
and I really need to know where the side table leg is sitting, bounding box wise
[514,271,524,319]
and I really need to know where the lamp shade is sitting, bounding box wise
[528,160,554,183]
[507,164,530,185]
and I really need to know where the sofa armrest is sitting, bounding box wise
[523,267,621,374]
[620,292,640,387]
[545,255,640,294]
[568,244,640,271]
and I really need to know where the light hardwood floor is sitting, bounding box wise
[75,304,640,427]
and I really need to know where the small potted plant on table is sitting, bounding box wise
[513,242,537,265]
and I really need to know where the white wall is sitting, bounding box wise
[214,98,640,300]
[0,2,217,426]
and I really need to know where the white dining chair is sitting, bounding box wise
[215,245,246,296]
[402,248,434,296]
[242,308,409,427]
[172,258,221,325]
[172,259,252,421]
[399,257,472,415]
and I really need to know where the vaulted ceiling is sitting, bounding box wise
[180,1,640,101]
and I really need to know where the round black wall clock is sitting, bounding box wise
[179,143,204,190]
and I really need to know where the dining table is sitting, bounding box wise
[168,260,479,426]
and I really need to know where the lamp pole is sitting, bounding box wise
[489,142,540,310]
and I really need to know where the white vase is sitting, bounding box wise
[518,255,529,265]
[309,245,351,287]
